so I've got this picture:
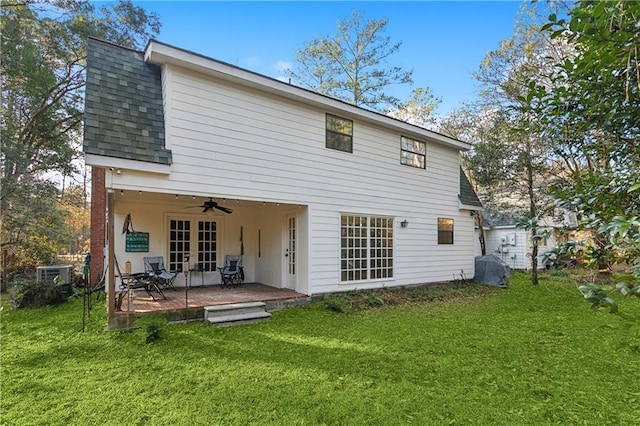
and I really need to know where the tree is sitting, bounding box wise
[532,1,640,314]
[287,10,413,112]
[0,0,160,276]
[455,2,569,284]
[388,87,441,128]
[439,105,506,257]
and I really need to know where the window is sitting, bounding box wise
[326,114,353,153]
[169,219,218,272]
[340,215,393,282]
[438,218,454,244]
[400,136,426,169]
[169,219,190,272]
[198,221,217,271]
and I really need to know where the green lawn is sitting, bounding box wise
[2,272,639,425]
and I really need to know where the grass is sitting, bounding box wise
[1,271,639,425]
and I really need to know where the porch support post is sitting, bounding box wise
[107,190,116,322]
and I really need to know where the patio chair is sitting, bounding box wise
[120,272,166,301]
[116,272,166,312]
[144,256,178,291]
[218,255,243,288]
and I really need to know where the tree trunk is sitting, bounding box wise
[526,147,539,286]
[475,211,487,256]
[1,249,7,293]
[531,235,539,285]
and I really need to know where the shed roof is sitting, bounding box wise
[83,38,171,165]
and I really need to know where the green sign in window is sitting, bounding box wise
[125,232,149,252]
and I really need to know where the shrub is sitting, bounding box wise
[145,321,162,344]
[10,277,67,309]
[365,292,384,307]
[324,296,351,313]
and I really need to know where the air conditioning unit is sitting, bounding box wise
[37,265,73,284]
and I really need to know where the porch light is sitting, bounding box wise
[400,220,409,228]
[120,190,124,196]
[175,194,179,199]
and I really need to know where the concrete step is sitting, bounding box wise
[204,302,266,319]
[206,311,271,327]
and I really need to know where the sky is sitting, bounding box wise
[132,1,525,116]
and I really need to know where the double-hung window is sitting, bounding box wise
[340,215,393,282]
[400,136,426,169]
[326,114,353,153]
[437,218,454,244]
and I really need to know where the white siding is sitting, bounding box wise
[480,226,557,270]
[110,64,476,294]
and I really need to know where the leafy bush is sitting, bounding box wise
[324,297,351,313]
[145,321,162,344]
[365,292,384,307]
[10,277,67,309]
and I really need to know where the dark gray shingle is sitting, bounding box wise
[83,38,171,165]
[459,167,482,208]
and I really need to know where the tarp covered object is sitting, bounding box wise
[474,254,510,288]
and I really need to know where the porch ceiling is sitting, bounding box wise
[113,191,302,209]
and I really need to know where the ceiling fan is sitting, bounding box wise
[186,198,233,214]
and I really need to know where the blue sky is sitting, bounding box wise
[134,1,525,116]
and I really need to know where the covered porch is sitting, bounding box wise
[103,189,310,324]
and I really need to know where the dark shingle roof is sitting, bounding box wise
[459,167,482,208]
[481,211,518,227]
[83,38,171,165]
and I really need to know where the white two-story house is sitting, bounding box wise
[83,38,482,319]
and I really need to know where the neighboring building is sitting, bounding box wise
[83,38,482,316]
[474,212,571,270]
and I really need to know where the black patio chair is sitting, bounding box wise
[119,272,166,304]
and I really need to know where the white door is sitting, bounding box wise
[284,215,296,289]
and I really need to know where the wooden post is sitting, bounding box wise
[107,190,116,321]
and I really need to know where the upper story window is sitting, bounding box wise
[400,136,426,169]
[326,114,353,153]
[438,218,454,244]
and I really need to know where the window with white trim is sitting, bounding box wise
[169,218,218,272]
[400,136,426,169]
[169,219,190,272]
[198,221,217,271]
[340,215,393,282]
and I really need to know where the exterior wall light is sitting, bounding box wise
[401,220,409,228]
